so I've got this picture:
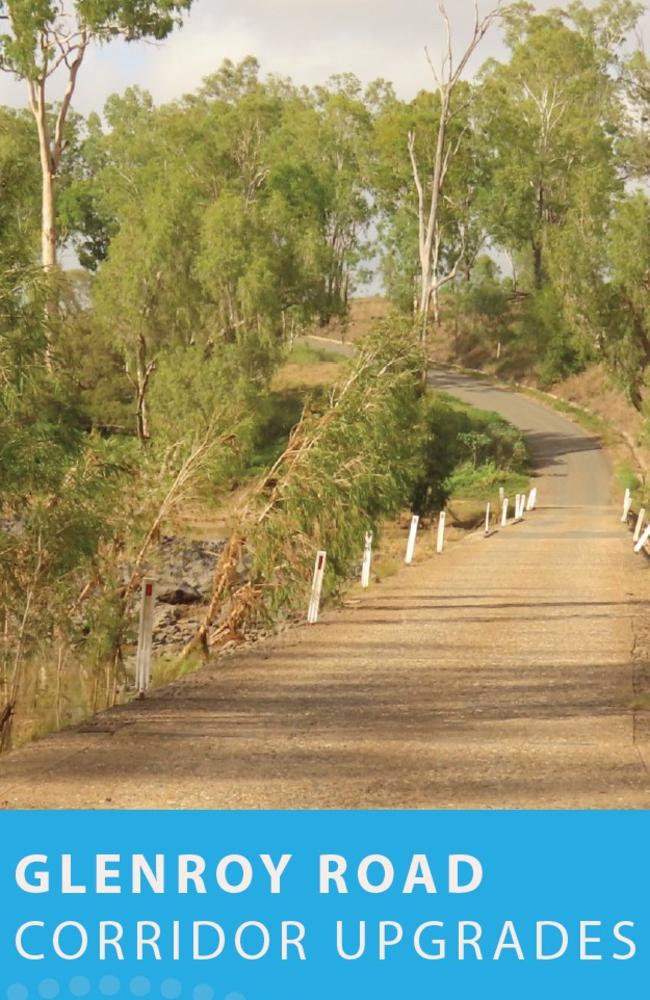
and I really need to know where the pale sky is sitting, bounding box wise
[1,0,649,114]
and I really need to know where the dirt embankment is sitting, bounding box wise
[549,366,650,481]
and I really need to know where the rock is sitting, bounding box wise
[152,536,226,600]
[157,583,203,606]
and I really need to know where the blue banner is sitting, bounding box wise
[0,811,647,999]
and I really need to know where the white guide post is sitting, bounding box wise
[634,526,650,554]
[499,486,505,504]
[527,487,538,511]
[485,503,491,535]
[405,515,419,565]
[436,511,447,554]
[514,494,521,521]
[136,577,156,694]
[622,488,632,523]
[361,531,373,589]
[308,551,327,624]
[633,508,646,544]
[501,498,509,527]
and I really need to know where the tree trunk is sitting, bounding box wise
[134,334,155,444]
[28,81,58,367]
[431,286,441,327]
[136,384,150,443]
[532,238,544,291]
[25,31,88,366]
[41,166,57,274]
[533,181,545,290]
[29,79,59,276]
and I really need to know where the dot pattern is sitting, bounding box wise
[5,984,243,1000]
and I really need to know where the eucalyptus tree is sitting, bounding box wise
[86,59,372,440]
[373,81,487,324]
[308,75,374,324]
[476,0,639,290]
[407,1,503,333]
[0,0,193,286]
[620,47,650,178]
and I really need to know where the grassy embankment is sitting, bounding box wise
[8,337,530,747]
[267,341,529,586]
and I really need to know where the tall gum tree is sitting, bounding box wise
[0,1,193,296]
[408,1,503,336]
[477,0,641,290]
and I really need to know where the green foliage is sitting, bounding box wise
[211,324,425,629]
[518,285,592,387]
[601,193,650,408]
[0,107,39,269]
[282,341,346,367]
[477,2,626,290]
[412,393,529,513]
[4,0,650,748]
[73,60,375,433]
[373,82,483,310]
[0,266,130,746]
[461,258,511,320]
[0,0,193,79]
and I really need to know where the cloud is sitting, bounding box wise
[0,0,649,114]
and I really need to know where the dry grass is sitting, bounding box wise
[315,296,391,343]
[272,360,342,391]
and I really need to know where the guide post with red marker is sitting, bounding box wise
[361,531,373,589]
[308,550,327,624]
[405,515,419,565]
[136,577,156,693]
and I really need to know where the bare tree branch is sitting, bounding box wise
[409,0,502,338]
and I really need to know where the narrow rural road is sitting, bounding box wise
[2,371,650,809]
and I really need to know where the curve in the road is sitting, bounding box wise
[429,370,612,508]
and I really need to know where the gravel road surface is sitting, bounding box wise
[2,370,649,809]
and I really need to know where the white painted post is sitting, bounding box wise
[501,498,509,527]
[514,494,521,521]
[485,503,491,535]
[136,577,156,693]
[405,515,419,565]
[634,525,650,554]
[499,486,505,504]
[622,488,632,523]
[307,551,327,624]
[633,508,646,544]
[527,487,538,511]
[436,511,447,554]
[361,531,373,588]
